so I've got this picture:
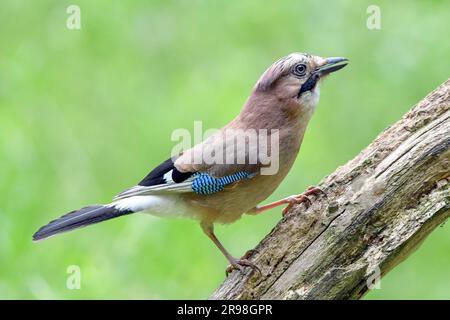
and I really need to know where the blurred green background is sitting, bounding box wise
[0,0,449,299]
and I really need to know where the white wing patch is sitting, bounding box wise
[163,170,174,183]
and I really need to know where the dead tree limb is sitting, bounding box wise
[211,79,450,300]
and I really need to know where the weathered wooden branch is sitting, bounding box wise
[211,79,450,300]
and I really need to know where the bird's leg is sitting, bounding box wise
[247,186,326,216]
[200,222,260,276]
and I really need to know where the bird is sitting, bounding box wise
[33,52,348,274]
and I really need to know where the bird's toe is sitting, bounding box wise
[225,258,261,276]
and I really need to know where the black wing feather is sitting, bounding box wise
[138,158,174,186]
[138,157,194,186]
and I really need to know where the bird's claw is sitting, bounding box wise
[306,186,327,198]
[241,249,258,260]
[282,186,326,216]
[225,258,261,276]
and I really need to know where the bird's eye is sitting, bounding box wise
[293,63,307,77]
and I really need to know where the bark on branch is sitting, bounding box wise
[211,79,450,300]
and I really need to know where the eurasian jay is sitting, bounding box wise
[33,53,348,274]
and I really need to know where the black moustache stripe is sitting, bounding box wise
[298,73,320,97]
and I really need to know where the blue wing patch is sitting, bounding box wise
[191,172,255,195]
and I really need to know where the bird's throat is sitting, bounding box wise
[298,73,320,97]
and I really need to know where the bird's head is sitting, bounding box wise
[254,53,348,110]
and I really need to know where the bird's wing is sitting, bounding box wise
[113,156,259,200]
[114,130,265,200]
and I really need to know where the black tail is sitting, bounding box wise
[33,205,133,241]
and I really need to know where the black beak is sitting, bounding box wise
[315,57,349,77]
[298,57,348,97]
